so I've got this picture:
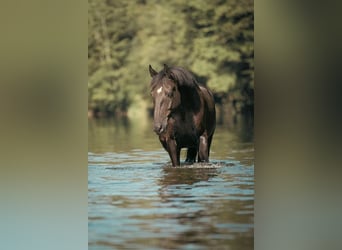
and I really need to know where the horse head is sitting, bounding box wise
[149,64,181,135]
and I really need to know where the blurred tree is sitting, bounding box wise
[88,0,140,116]
[178,0,254,113]
[88,0,254,117]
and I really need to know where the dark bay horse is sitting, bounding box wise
[149,64,216,166]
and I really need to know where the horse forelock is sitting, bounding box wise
[150,73,164,91]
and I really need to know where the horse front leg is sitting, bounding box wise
[185,147,197,164]
[166,139,180,166]
[198,134,209,162]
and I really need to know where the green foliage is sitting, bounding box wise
[88,0,254,116]
[184,0,254,94]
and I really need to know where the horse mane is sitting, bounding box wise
[167,67,200,88]
[151,66,200,90]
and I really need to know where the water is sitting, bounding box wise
[88,115,254,249]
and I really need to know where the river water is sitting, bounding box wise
[88,115,254,249]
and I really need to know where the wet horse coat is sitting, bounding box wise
[149,64,216,166]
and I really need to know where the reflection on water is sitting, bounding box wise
[88,114,254,250]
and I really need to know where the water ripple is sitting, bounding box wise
[89,148,254,250]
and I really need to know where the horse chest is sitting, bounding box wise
[172,115,200,147]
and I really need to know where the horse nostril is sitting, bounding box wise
[154,123,166,134]
[153,124,162,133]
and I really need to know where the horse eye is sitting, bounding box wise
[166,92,173,98]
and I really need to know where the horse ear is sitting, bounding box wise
[163,64,170,76]
[163,64,175,81]
[149,65,158,77]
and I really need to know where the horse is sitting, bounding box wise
[149,64,216,167]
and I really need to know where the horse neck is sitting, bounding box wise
[179,86,202,112]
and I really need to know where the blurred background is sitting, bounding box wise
[88,0,253,122]
[1,0,342,249]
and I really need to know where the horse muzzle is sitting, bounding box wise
[153,123,166,135]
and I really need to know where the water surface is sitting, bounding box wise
[88,115,254,249]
